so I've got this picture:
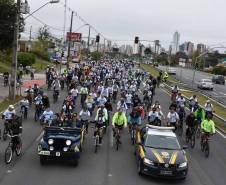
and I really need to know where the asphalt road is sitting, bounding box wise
[158,66,226,105]
[0,84,225,185]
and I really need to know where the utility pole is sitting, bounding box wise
[29,25,32,41]
[9,0,21,100]
[87,24,91,52]
[67,11,74,69]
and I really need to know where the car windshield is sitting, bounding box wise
[145,135,181,150]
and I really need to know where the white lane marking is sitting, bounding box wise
[108,174,112,177]
[110,128,114,148]
[36,131,44,142]
[219,92,225,95]
[212,92,218,96]
[161,87,226,140]
[216,130,226,139]
[7,170,12,173]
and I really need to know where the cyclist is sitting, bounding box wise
[128,108,142,130]
[80,84,89,107]
[148,107,159,125]
[167,106,179,130]
[117,98,128,114]
[40,107,54,126]
[201,113,215,145]
[171,85,179,102]
[70,86,79,105]
[94,108,108,144]
[20,96,29,118]
[195,107,205,125]
[79,106,91,133]
[189,95,198,111]
[204,100,213,116]
[112,109,127,143]
[176,93,186,108]
[132,94,142,108]
[152,101,161,110]
[185,112,195,138]
[85,94,95,116]
[97,94,107,107]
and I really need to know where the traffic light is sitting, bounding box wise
[96,35,100,43]
[134,36,139,44]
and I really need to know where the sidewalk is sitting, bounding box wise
[0,73,46,102]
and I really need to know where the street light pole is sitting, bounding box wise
[24,0,60,20]
[9,0,21,100]
[87,24,91,52]
[67,11,74,69]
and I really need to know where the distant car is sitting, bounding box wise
[38,126,84,166]
[154,63,159,67]
[167,67,176,75]
[135,125,188,179]
[212,75,225,85]
[197,79,214,90]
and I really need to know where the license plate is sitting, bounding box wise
[56,152,61,157]
[39,151,50,156]
[160,170,172,175]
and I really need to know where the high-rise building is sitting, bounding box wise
[197,43,206,54]
[172,31,180,54]
[187,42,194,56]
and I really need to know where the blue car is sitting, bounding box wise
[38,126,85,166]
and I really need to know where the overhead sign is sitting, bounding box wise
[66,32,82,42]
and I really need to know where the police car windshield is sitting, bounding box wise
[145,135,181,150]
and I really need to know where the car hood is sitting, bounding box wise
[144,147,186,165]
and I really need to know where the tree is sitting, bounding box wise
[144,47,152,56]
[37,26,51,41]
[91,51,102,61]
[0,0,24,50]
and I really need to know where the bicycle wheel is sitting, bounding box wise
[191,135,195,149]
[34,111,38,122]
[205,142,210,158]
[15,138,22,156]
[3,127,7,141]
[196,127,201,139]
[94,136,98,153]
[132,129,135,145]
[116,138,119,151]
[5,145,13,164]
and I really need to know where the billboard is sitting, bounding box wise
[66,32,82,42]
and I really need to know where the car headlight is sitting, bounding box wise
[143,158,154,166]
[179,162,187,168]
[66,140,72,146]
[48,139,54,145]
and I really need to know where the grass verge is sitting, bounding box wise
[140,64,179,83]
[0,96,22,113]
[142,63,226,132]
[0,62,11,73]
[33,59,52,72]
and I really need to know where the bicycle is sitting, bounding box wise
[53,90,59,103]
[201,133,211,158]
[92,122,105,153]
[34,104,43,122]
[186,127,195,148]
[114,126,123,151]
[195,119,202,139]
[129,124,137,145]
[177,118,183,136]
[2,120,10,141]
[5,134,22,164]
[20,106,28,120]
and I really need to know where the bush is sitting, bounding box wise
[91,51,102,61]
[18,52,36,67]
[212,66,226,75]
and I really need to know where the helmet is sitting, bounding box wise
[9,105,15,111]
[207,100,210,103]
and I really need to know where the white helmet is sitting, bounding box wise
[8,105,15,110]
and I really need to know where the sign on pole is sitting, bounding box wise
[66,32,82,42]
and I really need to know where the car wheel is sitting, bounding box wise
[40,156,47,165]
[71,158,79,166]
[138,159,143,175]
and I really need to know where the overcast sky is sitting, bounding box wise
[24,0,226,49]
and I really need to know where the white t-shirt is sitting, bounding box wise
[167,112,179,123]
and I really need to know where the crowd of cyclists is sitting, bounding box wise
[1,58,216,160]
